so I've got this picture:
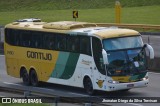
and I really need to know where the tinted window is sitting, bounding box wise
[5,29,44,49]
[31,31,43,48]
[103,36,143,51]
[5,28,92,56]
[20,31,31,47]
[14,30,21,46]
[67,36,80,53]
[92,37,105,75]
[5,28,13,45]
[80,36,91,56]
[56,35,66,51]
[44,33,55,50]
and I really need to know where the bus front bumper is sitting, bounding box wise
[106,79,149,91]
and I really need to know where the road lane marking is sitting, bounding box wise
[33,86,55,91]
[0,95,5,97]
[0,55,4,56]
[3,82,21,86]
[69,92,88,96]
[127,103,143,106]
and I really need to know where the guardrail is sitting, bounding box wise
[96,23,160,31]
[0,28,4,42]
[0,42,4,54]
[0,82,107,106]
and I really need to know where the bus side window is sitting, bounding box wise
[44,33,55,50]
[21,31,31,47]
[14,30,21,46]
[31,32,43,49]
[56,35,66,51]
[5,28,18,46]
[80,36,91,56]
[5,28,14,45]
[67,36,80,53]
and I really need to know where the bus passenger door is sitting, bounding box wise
[92,37,106,89]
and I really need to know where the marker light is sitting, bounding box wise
[108,80,119,84]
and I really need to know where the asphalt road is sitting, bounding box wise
[0,55,160,106]
[0,55,21,83]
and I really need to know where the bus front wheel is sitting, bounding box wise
[30,69,39,87]
[84,77,94,95]
[21,69,30,86]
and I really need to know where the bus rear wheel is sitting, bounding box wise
[22,69,30,86]
[84,77,94,95]
[30,70,39,87]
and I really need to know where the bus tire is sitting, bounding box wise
[30,69,39,87]
[83,77,94,95]
[21,68,30,86]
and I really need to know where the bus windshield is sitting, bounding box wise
[103,36,143,51]
[103,36,147,76]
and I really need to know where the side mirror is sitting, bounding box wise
[145,44,154,59]
[102,49,109,65]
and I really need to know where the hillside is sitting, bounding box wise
[0,0,160,12]
[0,0,160,25]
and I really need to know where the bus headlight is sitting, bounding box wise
[142,76,149,81]
[108,80,119,84]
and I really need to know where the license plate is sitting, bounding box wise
[127,84,134,88]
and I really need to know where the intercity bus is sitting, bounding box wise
[4,20,154,95]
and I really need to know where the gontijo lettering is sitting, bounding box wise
[27,51,52,61]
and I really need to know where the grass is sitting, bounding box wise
[121,6,160,24]
[0,0,160,12]
[0,5,160,25]
[0,0,160,26]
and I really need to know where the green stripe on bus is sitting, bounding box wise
[51,52,70,78]
[60,53,80,79]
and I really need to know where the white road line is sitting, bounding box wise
[33,86,55,91]
[127,103,143,106]
[69,92,88,96]
[0,95,5,97]
[0,55,4,56]
[3,82,21,86]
